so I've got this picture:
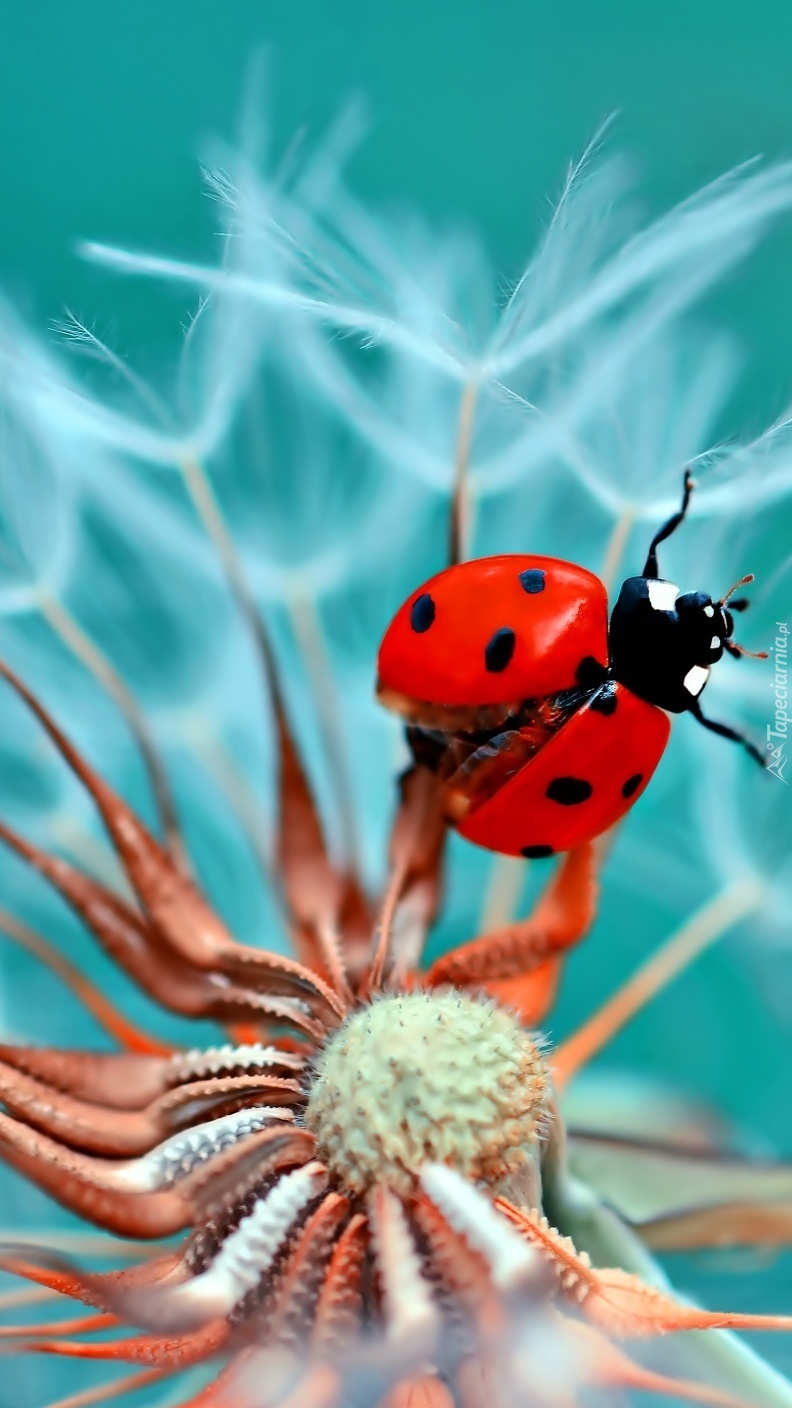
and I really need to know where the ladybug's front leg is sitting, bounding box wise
[424,843,598,1025]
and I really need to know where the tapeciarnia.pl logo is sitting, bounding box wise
[767,621,789,782]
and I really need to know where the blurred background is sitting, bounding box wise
[1,0,792,429]
[1,3,792,1401]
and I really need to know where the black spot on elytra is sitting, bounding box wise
[589,682,618,716]
[622,773,643,799]
[519,568,546,595]
[410,593,435,633]
[521,844,554,859]
[546,776,593,806]
[484,627,516,673]
[576,656,609,690]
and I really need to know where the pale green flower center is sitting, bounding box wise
[305,991,549,1196]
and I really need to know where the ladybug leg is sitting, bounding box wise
[442,726,553,824]
[424,844,598,1024]
[641,468,694,578]
[688,698,765,767]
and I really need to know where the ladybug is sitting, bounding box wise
[376,472,766,859]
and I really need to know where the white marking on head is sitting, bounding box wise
[703,605,715,618]
[684,665,710,697]
[710,636,721,651]
[647,580,679,612]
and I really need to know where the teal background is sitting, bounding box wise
[1,4,792,1398]
[2,1,792,431]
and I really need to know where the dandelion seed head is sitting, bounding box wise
[305,991,549,1197]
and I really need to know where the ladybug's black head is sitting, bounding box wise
[603,471,767,767]
[609,577,739,713]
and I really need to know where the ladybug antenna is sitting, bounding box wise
[715,573,768,660]
[715,571,768,660]
[716,572,755,608]
[724,639,769,661]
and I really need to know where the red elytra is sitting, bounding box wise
[377,556,608,707]
[455,683,670,857]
